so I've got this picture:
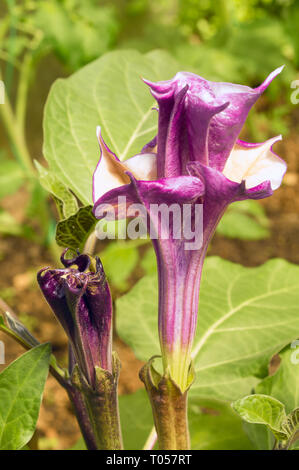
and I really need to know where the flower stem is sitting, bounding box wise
[71,353,123,450]
[140,357,192,450]
[66,385,98,450]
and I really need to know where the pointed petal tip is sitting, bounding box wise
[257,65,285,94]
[273,134,283,144]
[37,266,50,281]
[265,135,283,153]
[96,126,104,147]
[142,77,152,85]
[95,127,116,159]
[142,78,172,94]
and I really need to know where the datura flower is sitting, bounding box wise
[38,250,112,388]
[93,67,286,391]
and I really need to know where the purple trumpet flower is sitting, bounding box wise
[92,68,286,391]
[38,250,112,388]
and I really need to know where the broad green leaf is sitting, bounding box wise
[242,422,275,450]
[141,246,157,275]
[189,398,253,450]
[55,205,97,251]
[119,390,253,450]
[119,390,153,450]
[0,159,24,199]
[117,257,299,401]
[100,240,141,292]
[117,272,159,361]
[229,200,269,221]
[0,343,51,450]
[257,348,299,414]
[217,200,269,240]
[232,394,287,440]
[35,161,78,219]
[43,49,179,204]
[217,211,269,240]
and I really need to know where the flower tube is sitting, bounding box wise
[92,68,286,448]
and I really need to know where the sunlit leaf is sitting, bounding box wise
[217,201,270,240]
[117,257,299,401]
[0,344,51,450]
[35,161,78,219]
[232,394,287,440]
[43,49,179,204]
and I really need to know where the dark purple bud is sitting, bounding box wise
[37,250,112,387]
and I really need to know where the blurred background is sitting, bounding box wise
[0,0,299,449]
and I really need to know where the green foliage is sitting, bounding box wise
[35,161,78,219]
[117,257,299,401]
[232,340,299,449]
[232,395,287,440]
[6,0,119,72]
[0,344,51,450]
[100,240,143,292]
[246,104,291,142]
[189,397,254,450]
[242,421,274,450]
[284,1,299,68]
[233,394,299,449]
[257,347,299,414]
[43,49,179,204]
[217,200,270,240]
[0,208,33,239]
[55,205,97,251]
[176,18,292,86]
[0,153,24,199]
[141,246,157,275]
[120,1,294,90]
[32,0,118,71]
[119,389,153,450]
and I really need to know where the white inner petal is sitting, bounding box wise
[93,129,157,203]
[124,153,157,180]
[93,130,130,202]
[222,136,286,190]
[93,153,129,202]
